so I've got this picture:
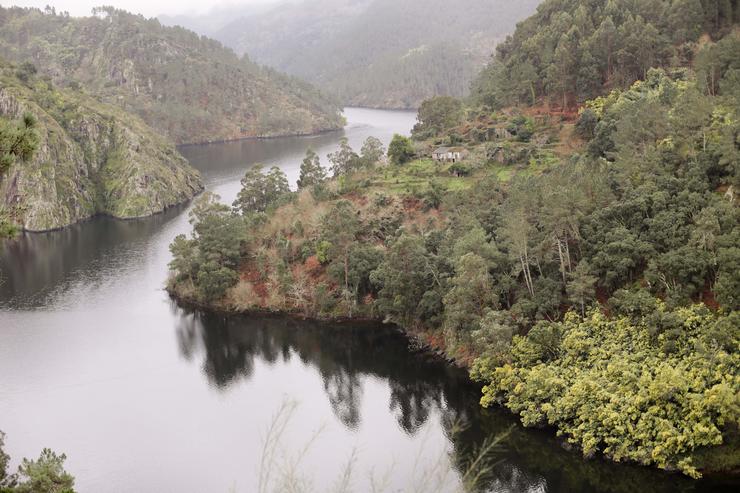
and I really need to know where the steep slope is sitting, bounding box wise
[471,0,740,108]
[213,0,541,109]
[0,6,344,145]
[0,62,202,232]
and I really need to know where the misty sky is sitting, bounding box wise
[3,0,279,18]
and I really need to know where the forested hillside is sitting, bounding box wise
[0,6,343,145]
[472,0,740,108]
[0,61,202,233]
[212,0,541,109]
[167,0,739,478]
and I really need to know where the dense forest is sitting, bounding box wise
[167,0,739,478]
[472,0,740,109]
[0,6,344,145]
[208,0,541,109]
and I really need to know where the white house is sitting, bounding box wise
[432,146,468,163]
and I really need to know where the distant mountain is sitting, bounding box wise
[158,3,273,37]
[0,61,202,232]
[210,0,542,109]
[0,6,344,145]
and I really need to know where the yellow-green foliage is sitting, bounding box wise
[472,306,740,478]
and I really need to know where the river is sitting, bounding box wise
[0,108,734,492]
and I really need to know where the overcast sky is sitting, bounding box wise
[2,0,278,18]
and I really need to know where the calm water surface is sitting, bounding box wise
[0,108,734,492]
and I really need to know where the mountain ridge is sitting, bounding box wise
[0,61,203,232]
[0,6,344,145]
[203,0,542,109]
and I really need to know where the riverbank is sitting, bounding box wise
[164,101,739,478]
[165,281,740,480]
[165,280,464,368]
[176,125,345,148]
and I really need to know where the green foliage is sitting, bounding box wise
[233,165,292,215]
[0,60,203,232]
[328,243,384,304]
[320,201,361,308]
[359,136,385,167]
[575,108,598,140]
[0,113,38,176]
[0,6,342,144]
[506,115,534,142]
[371,234,434,325]
[694,34,740,99]
[474,306,739,478]
[443,253,498,352]
[297,148,327,190]
[13,449,75,493]
[315,240,332,264]
[166,6,740,473]
[14,62,37,84]
[196,261,240,303]
[328,138,361,177]
[169,192,245,302]
[0,431,8,486]
[471,0,740,108]
[387,134,415,165]
[566,260,598,316]
[412,96,464,139]
[471,310,515,365]
[0,431,76,493]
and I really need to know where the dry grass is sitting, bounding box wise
[226,280,261,311]
[251,399,511,493]
[260,189,329,242]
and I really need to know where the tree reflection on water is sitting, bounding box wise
[171,305,737,493]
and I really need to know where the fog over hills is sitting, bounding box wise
[162,0,541,108]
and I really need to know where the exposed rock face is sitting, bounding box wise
[0,76,202,232]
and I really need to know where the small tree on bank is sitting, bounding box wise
[233,164,292,215]
[387,134,414,165]
[297,148,326,190]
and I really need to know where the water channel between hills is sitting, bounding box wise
[0,108,733,492]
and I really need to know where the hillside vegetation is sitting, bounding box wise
[472,0,740,109]
[0,61,202,232]
[0,6,343,145]
[213,0,541,109]
[167,0,739,478]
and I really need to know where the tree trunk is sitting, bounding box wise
[556,237,567,284]
[520,251,534,297]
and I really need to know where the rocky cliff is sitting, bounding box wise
[0,65,202,232]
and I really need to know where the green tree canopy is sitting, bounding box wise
[412,96,463,139]
[0,113,38,175]
[297,148,327,190]
[359,136,385,166]
[328,138,361,177]
[233,165,292,215]
[387,134,415,165]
